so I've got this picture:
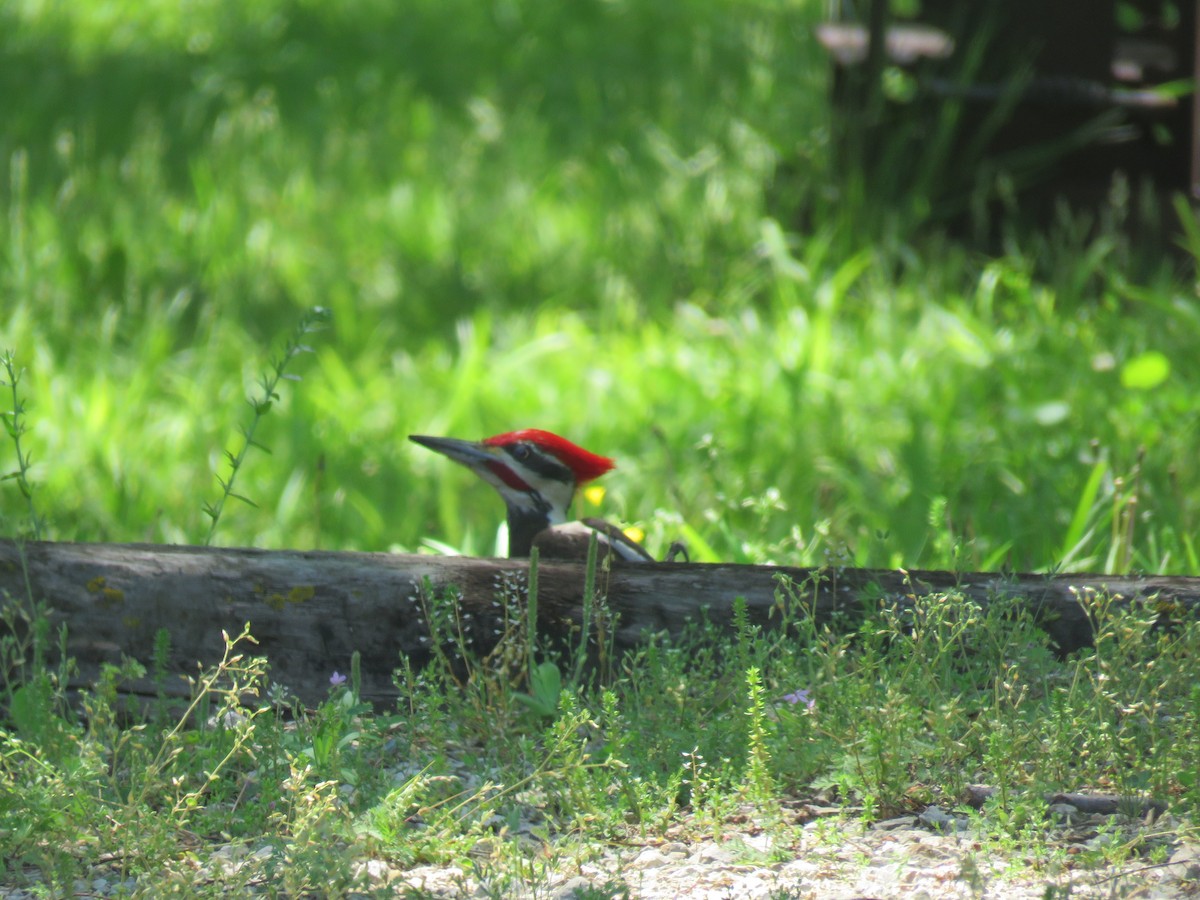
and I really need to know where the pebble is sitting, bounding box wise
[1165,844,1200,880]
[916,805,971,833]
[1047,802,1081,824]
[6,826,1198,899]
[631,847,670,869]
[371,830,1200,900]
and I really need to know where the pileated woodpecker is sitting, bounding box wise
[409,429,658,562]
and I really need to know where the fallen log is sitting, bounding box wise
[1,540,1196,706]
[964,784,1169,818]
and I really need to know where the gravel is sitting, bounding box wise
[384,817,1200,900]
[5,807,1196,898]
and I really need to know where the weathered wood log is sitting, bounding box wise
[1,540,1196,707]
[964,784,1169,817]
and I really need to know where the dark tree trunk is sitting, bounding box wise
[1,540,1195,706]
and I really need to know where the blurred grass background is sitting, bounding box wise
[1,0,1198,572]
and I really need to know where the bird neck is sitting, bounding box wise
[506,504,554,557]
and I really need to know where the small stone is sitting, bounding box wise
[551,876,595,899]
[659,841,689,858]
[631,847,669,869]
[743,832,771,853]
[468,839,497,859]
[1047,802,1080,824]
[696,843,735,864]
[1166,843,1200,881]
[872,815,919,831]
[1085,831,1120,850]
[917,806,969,833]
[360,859,391,881]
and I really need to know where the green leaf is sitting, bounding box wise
[1059,456,1108,565]
[513,661,562,717]
[530,661,561,703]
[1120,351,1170,390]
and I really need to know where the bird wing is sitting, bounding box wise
[579,517,656,563]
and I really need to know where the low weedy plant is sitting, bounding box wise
[1,353,69,757]
[0,351,41,541]
[0,625,276,889]
[742,664,776,810]
[202,305,330,545]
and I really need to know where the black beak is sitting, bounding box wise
[409,434,495,469]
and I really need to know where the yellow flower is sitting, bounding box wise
[582,485,606,506]
[623,525,645,544]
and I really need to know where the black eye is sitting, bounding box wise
[511,444,532,461]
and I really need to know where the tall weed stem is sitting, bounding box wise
[203,306,330,545]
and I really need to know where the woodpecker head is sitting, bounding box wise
[409,429,616,556]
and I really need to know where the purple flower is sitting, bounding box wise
[782,688,814,709]
[329,671,348,687]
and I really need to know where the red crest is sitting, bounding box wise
[483,429,616,483]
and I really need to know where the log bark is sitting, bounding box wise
[964,785,1168,817]
[1,540,1196,707]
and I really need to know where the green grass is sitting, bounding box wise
[3,0,1200,894]
[2,0,1196,570]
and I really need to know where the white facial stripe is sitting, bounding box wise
[493,454,576,523]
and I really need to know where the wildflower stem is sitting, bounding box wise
[202,306,330,545]
[1,351,42,540]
